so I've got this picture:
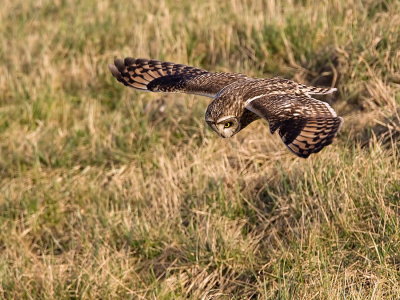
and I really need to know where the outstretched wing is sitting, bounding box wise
[109,58,248,98]
[245,94,343,158]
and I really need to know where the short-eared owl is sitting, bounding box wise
[109,58,343,158]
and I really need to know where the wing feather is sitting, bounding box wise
[109,57,248,98]
[245,94,343,158]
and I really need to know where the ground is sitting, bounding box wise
[0,0,399,299]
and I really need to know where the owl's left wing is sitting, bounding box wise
[245,94,343,158]
[109,58,248,98]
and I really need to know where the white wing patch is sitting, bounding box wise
[245,94,265,106]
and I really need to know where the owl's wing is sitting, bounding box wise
[109,58,248,98]
[245,94,343,158]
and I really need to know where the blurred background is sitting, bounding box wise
[0,0,399,298]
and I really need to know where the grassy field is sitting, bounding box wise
[0,0,399,298]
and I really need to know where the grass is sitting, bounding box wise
[0,0,399,298]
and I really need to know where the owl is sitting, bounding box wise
[109,58,343,158]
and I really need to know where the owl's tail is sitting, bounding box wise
[298,84,337,95]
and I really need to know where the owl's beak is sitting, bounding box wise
[220,131,234,138]
[214,130,227,138]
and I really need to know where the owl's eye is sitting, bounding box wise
[224,122,233,128]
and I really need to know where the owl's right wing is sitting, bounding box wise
[109,58,249,98]
[245,94,343,158]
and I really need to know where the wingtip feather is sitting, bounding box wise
[108,64,120,77]
[114,58,125,72]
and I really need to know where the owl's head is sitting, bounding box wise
[205,94,244,138]
[206,115,240,138]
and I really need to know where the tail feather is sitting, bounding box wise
[298,84,337,95]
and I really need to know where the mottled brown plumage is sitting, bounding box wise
[109,58,343,158]
[109,58,248,97]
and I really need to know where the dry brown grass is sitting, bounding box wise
[0,0,399,299]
